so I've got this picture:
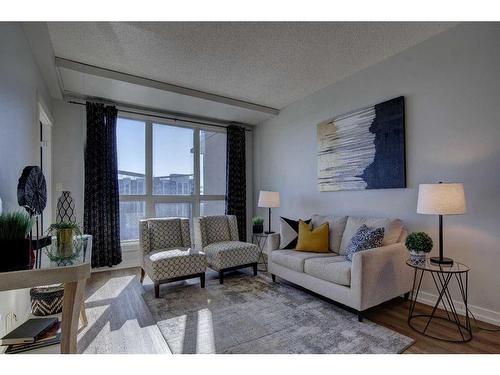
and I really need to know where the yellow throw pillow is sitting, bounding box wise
[296,220,329,253]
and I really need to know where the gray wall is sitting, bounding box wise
[0,23,53,339]
[254,23,500,321]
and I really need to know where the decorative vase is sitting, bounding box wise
[56,191,76,223]
[57,228,74,257]
[253,224,264,234]
[409,251,427,266]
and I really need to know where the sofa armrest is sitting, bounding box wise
[351,242,413,311]
[266,233,281,254]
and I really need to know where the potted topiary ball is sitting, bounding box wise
[252,216,264,234]
[405,232,433,265]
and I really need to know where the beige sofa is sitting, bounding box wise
[267,215,413,321]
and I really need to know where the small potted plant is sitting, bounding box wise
[0,212,33,272]
[47,222,82,258]
[252,216,264,234]
[405,232,433,265]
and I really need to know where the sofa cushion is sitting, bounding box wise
[304,256,352,286]
[296,221,329,253]
[271,250,338,273]
[345,225,385,261]
[279,217,311,249]
[339,216,404,255]
[311,215,348,253]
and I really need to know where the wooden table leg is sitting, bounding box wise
[61,279,86,354]
[79,299,88,329]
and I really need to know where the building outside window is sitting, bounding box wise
[117,116,226,242]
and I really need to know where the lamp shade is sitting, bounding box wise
[417,183,466,215]
[258,191,280,208]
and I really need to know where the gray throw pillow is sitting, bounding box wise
[345,224,385,261]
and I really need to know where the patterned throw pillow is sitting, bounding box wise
[279,217,311,249]
[345,224,385,261]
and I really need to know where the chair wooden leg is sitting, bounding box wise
[140,268,145,284]
[154,283,160,298]
[252,263,258,276]
[219,270,224,284]
[200,273,205,288]
[271,274,276,282]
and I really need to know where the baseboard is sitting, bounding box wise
[91,249,141,273]
[414,290,500,327]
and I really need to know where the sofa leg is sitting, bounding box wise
[252,263,258,276]
[200,273,205,288]
[357,311,364,322]
[271,274,276,283]
[219,270,224,285]
[140,268,145,284]
[403,292,410,301]
[154,283,160,298]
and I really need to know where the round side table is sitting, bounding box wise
[252,233,269,272]
[406,259,472,343]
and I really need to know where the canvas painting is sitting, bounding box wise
[317,96,406,191]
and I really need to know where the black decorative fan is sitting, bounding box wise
[17,166,47,216]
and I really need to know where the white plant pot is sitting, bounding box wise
[408,251,427,266]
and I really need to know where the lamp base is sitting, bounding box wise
[430,256,454,266]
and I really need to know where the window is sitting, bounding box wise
[117,116,226,241]
[117,118,146,195]
[153,124,194,195]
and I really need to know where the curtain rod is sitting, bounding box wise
[67,100,252,132]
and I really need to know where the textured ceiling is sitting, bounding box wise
[48,22,456,110]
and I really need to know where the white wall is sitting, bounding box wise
[0,23,53,340]
[254,23,500,323]
[51,99,86,225]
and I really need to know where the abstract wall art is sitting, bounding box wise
[317,96,406,191]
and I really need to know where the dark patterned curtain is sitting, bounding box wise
[84,102,122,268]
[225,125,246,241]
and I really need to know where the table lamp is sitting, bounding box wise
[417,182,466,265]
[258,191,280,234]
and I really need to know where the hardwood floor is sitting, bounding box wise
[79,268,170,354]
[82,267,500,354]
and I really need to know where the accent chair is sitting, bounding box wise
[193,215,260,284]
[139,217,206,298]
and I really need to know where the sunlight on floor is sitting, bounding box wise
[86,274,136,302]
[196,308,215,353]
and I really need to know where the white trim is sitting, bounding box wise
[414,290,500,327]
[92,249,141,273]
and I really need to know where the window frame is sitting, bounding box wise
[117,112,227,244]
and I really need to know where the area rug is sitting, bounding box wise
[142,273,414,354]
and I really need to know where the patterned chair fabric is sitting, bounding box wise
[204,241,259,271]
[194,215,259,271]
[139,218,191,254]
[193,215,239,248]
[140,218,204,282]
[144,248,206,281]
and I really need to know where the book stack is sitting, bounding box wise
[1,317,61,354]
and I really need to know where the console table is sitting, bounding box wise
[0,235,92,353]
[406,258,472,343]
